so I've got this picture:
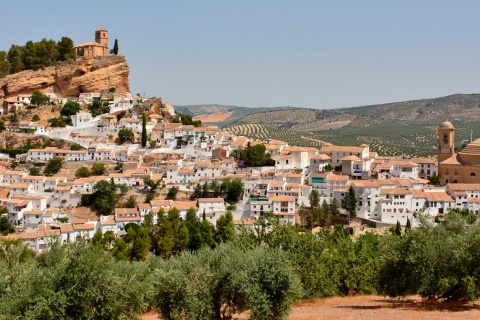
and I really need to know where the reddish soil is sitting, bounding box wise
[193,111,233,123]
[143,295,480,320]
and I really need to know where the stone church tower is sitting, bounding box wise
[438,120,455,164]
[95,28,109,47]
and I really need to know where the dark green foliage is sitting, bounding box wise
[28,167,42,176]
[88,98,109,117]
[0,51,10,77]
[0,216,15,235]
[60,100,80,117]
[225,178,244,203]
[141,113,147,147]
[75,166,91,178]
[91,163,106,175]
[111,39,119,55]
[31,114,40,121]
[116,110,126,121]
[114,162,123,171]
[70,143,83,151]
[144,177,162,192]
[30,90,50,106]
[43,156,63,176]
[90,180,118,215]
[56,36,75,61]
[379,215,480,300]
[215,211,236,243]
[118,128,134,144]
[344,185,357,220]
[152,243,301,320]
[172,112,202,127]
[395,220,402,236]
[0,242,151,319]
[429,175,440,186]
[240,144,275,167]
[166,186,179,200]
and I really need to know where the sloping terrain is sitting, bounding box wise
[178,94,480,156]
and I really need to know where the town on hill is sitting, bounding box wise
[2,28,480,320]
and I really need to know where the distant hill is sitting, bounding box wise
[173,105,299,127]
[177,94,480,156]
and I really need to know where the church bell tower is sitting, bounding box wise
[438,120,455,164]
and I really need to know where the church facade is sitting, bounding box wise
[74,28,109,59]
[437,120,480,184]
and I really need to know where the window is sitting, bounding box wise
[471,173,476,176]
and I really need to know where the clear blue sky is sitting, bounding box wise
[2,0,480,109]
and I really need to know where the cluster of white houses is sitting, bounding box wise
[5,114,480,252]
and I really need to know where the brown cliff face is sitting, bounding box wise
[0,56,130,104]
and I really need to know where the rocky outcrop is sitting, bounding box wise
[0,56,130,104]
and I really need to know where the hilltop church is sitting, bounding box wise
[74,28,109,59]
[437,120,480,184]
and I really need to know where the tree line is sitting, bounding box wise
[0,37,75,76]
[1,207,480,319]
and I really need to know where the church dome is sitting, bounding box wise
[439,120,454,129]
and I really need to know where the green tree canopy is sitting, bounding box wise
[60,100,80,117]
[91,163,106,175]
[75,166,91,178]
[30,90,50,106]
[43,156,63,176]
[240,144,275,167]
[118,129,134,144]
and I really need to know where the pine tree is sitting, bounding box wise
[141,113,147,147]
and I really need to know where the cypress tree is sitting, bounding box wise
[113,39,119,55]
[395,220,402,236]
[141,113,147,147]
[405,217,411,233]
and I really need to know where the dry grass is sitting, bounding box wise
[193,111,233,123]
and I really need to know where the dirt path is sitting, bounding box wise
[289,295,480,320]
[143,295,480,320]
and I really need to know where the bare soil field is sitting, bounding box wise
[143,295,480,320]
[193,111,233,123]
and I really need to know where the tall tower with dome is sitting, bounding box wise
[438,120,455,164]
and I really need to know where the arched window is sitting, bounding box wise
[471,172,476,176]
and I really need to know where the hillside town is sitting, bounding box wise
[1,29,479,254]
[1,82,478,252]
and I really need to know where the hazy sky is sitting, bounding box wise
[2,0,480,109]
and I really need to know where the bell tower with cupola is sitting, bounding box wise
[438,120,455,164]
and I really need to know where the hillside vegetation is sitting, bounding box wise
[188,94,480,156]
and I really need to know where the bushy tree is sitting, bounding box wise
[118,128,134,144]
[28,167,42,176]
[91,163,106,175]
[152,243,301,320]
[43,156,63,176]
[379,215,480,300]
[90,180,118,215]
[166,186,179,200]
[75,166,91,178]
[60,100,80,117]
[240,144,275,167]
[30,90,50,106]
[56,36,75,61]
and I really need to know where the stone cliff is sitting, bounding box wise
[0,56,130,104]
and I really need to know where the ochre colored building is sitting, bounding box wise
[74,28,109,59]
[438,120,480,184]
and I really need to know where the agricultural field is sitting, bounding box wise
[225,124,323,148]
[233,108,354,131]
[313,123,480,157]
[193,111,233,123]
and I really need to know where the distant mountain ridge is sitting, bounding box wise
[175,94,480,157]
[176,94,480,129]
